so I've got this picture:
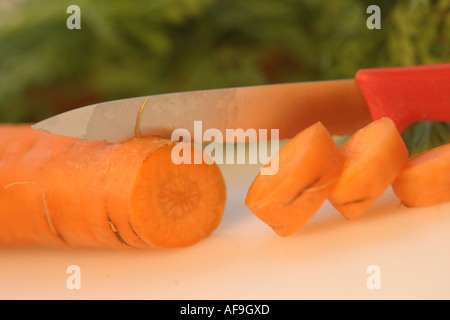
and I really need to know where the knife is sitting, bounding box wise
[32,63,450,143]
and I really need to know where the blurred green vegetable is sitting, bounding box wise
[0,0,448,153]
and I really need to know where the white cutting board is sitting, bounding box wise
[0,160,449,300]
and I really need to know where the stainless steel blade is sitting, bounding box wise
[32,80,372,143]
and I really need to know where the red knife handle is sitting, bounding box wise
[355,63,450,132]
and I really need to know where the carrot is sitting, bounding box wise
[245,122,344,236]
[328,117,409,219]
[392,143,450,208]
[0,124,226,248]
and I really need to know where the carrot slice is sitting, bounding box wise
[245,122,344,236]
[392,143,450,208]
[131,145,226,248]
[0,124,226,248]
[328,117,409,219]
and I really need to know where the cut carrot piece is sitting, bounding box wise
[328,117,409,219]
[392,143,450,208]
[0,124,226,248]
[245,122,344,236]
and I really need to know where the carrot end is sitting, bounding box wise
[131,143,226,248]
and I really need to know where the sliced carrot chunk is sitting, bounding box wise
[392,143,450,208]
[245,122,344,236]
[328,117,409,219]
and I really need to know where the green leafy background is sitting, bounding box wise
[0,0,449,154]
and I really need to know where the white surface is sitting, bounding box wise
[1,162,449,300]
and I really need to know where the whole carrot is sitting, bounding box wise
[0,124,226,248]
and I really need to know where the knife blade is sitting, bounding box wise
[32,79,371,143]
[32,63,450,143]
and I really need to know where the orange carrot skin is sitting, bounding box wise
[0,125,226,248]
[328,117,409,219]
[245,122,344,236]
[392,143,450,208]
